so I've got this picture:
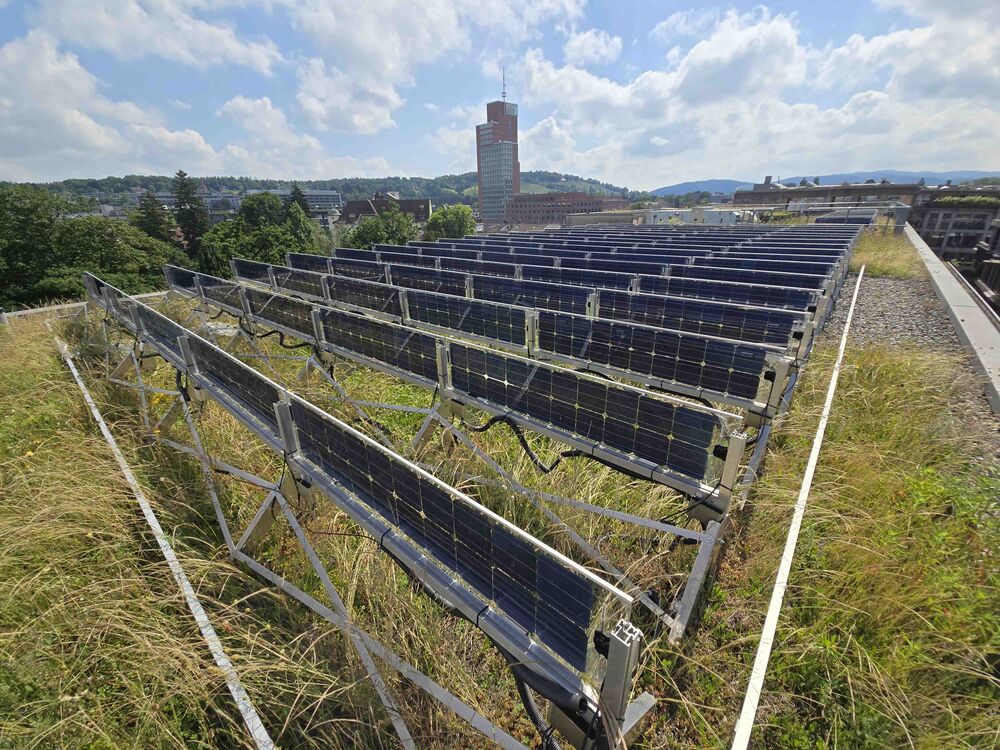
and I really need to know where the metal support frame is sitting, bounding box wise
[86,316,552,750]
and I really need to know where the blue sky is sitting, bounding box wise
[1,0,997,190]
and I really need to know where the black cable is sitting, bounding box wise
[462,413,583,474]
[255,328,311,349]
[512,673,560,750]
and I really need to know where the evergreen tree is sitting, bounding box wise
[171,169,209,256]
[130,190,178,245]
[285,182,310,218]
[238,192,285,230]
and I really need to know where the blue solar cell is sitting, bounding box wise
[638,276,816,310]
[288,396,597,670]
[188,336,281,431]
[318,307,439,383]
[520,265,634,290]
[286,253,332,273]
[330,258,386,283]
[406,290,527,347]
[471,276,590,314]
[669,265,826,290]
[597,289,800,346]
[389,265,468,296]
[244,287,315,340]
[233,258,274,285]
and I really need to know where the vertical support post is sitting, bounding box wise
[586,290,600,319]
[384,266,394,286]
[435,340,452,392]
[266,266,279,291]
[514,265,523,280]
[238,287,254,321]
[524,309,538,355]
[764,357,792,421]
[398,289,411,323]
[602,619,643,726]
[464,275,474,299]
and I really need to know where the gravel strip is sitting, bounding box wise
[823,272,1000,464]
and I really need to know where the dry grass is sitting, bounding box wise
[651,341,999,749]
[849,226,926,279]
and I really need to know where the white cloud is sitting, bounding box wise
[217,95,391,178]
[282,0,583,134]
[651,9,718,40]
[563,28,622,67]
[295,58,404,134]
[513,6,1000,189]
[168,99,192,111]
[34,0,284,74]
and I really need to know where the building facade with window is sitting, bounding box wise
[504,192,627,224]
[476,100,520,223]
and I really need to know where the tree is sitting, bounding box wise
[0,186,61,307]
[172,169,209,256]
[285,182,310,218]
[0,186,188,309]
[343,205,418,249]
[130,190,180,246]
[423,204,476,241]
[36,218,188,301]
[238,192,285,230]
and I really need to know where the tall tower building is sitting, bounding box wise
[476,76,520,223]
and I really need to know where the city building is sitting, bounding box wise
[909,183,1000,258]
[476,95,520,223]
[245,188,343,213]
[504,192,627,224]
[733,175,921,207]
[336,190,432,226]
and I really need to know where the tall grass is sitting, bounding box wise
[653,342,998,749]
[849,227,926,279]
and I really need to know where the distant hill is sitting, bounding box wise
[14,171,631,206]
[653,170,1000,196]
[652,179,753,196]
[779,170,1000,186]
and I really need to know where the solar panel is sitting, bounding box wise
[134,303,187,363]
[199,277,244,314]
[521,265,634,291]
[536,311,769,401]
[164,265,198,294]
[447,343,719,479]
[324,275,403,318]
[638,276,817,310]
[560,257,666,276]
[668,265,827,290]
[188,335,282,432]
[288,395,599,670]
[481,251,557,267]
[439,257,520,278]
[405,290,527,348]
[271,267,326,300]
[232,258,273,285]
[332,247,381,262]
[471,276,590,315]
[389,265,468,296]
[244,287,316,340]
[287,253,332,273]
[597,289,801,346]
[318,306,439,384]
[330,258,387,282]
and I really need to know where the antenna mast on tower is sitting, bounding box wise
[502,66,506,101]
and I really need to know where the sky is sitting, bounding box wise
[0,0,998,191]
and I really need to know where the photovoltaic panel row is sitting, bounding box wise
[288,252,820,314]
[187,270,733,498]
[448,343,719,479]
[667,265,828,290]
[225,263,779,409]
[536,312,769,401]
[597,289,801,347]
[103,289,616,674]
[690,257,835,276]
[313,260,805,347]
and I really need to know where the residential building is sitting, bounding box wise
[504,192,627,224]
[476,99,520,223]
[336,190,432,225]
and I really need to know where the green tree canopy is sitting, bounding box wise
[197,195,327,277]
[0,185,188,309]
[285,183,310,217]
[172,169,209,256]
[423,204,476,241]
[238,192,285,229]
[130,190,180,246]
[343,205,419,250]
